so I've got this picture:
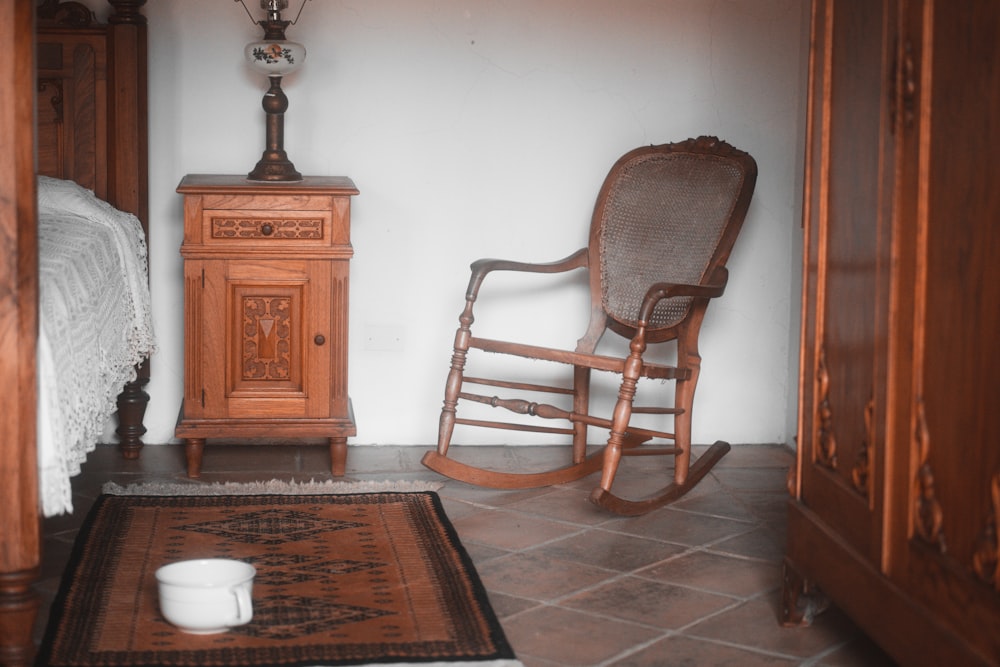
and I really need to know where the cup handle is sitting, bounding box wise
[231,585,254,625]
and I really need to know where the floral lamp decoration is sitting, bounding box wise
[236,0,312,181]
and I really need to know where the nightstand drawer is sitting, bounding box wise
[201,209,336,247]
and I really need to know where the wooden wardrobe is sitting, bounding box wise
[783,1,1000,665]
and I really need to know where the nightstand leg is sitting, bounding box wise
[185,438,205,478]
[329,437,347,477]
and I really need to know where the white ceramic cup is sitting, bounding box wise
[155,559,256,634]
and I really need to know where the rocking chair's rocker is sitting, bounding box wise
[422,136,757,515]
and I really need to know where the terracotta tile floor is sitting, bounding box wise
[35,443,898,666]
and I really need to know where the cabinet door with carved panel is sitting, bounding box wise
[793,0,897,564]
[888,0,1000,658]
[189,258,334,421]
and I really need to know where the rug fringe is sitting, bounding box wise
[102,478,445,496]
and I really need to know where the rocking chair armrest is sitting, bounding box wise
[637,267,729,323]
[466,248,589,298]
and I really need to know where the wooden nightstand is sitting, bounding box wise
[175,174,359,477]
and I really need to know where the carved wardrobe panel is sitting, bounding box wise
[785,1,1000,665]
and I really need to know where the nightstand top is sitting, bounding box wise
[178,174,358,196]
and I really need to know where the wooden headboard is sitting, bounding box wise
[36,0,149,235]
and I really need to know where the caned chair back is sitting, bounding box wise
[593,138,757,334]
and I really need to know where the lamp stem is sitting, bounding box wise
[247,75,302,182]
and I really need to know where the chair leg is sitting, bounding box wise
[572,366,591,464]
[184,438,205,478]
[673,356,700,486]
[423,306,606,488]
[598,334,645,492]
[590,327,729,516]
[673,325,705,484]
[436,310,474,457]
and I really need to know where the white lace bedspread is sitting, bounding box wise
[37,176,155,517]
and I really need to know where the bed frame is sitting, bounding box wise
[0,1,149,663]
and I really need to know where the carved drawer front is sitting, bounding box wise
[201,209,334,248]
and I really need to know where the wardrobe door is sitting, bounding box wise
[796,0,896,564]
[891,1,1000,660]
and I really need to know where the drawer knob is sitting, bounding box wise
[261,223,274,236]
[314,334,326,346]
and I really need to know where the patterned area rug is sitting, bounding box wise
[38,484,521,667]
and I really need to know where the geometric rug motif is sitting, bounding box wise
[234,594,394,640]
[37,491,521,666]
[171,509,366,545]
[248,553,384,587]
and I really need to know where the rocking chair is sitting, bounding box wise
[421,136,757,515]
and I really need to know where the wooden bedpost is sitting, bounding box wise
[106,0,148,232]
[0,1,41,664]
[107,0,151,459]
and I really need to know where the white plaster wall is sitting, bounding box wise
[90,0,808,448]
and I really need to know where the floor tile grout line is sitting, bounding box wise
[671,631,816,664]
[628,567,785,600]
[440,472,786,525]
[445,498,624,530]
[595,630,681,667]
[457,511,785,604]
[498,596,692,647]
[490,561,763,627]
[453,502,767,553]
[503,593,809,666]
[596,627,815,667]
[505,578,811,664]
[796,639,859,666]
[595,521,762,551]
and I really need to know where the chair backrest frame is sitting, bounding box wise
[581,136,757,348]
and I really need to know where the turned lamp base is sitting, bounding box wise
[248,152,302,182]
[246,74,302,182]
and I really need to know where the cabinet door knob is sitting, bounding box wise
[261,223,274,236]
[314,334,326,346]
